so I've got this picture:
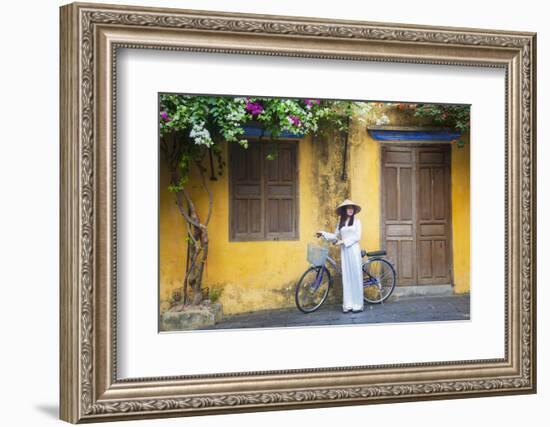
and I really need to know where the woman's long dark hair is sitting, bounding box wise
[338,208,355,229]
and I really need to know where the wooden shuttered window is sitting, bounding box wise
[229,140,298,241]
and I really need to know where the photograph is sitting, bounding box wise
[56,2,536,422]
[158,94,471,332]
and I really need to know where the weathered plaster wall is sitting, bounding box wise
[348,116,381,255]
[450,133,471,293]
[160,107,471,315]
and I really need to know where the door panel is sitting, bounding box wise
[382,147,416,285]
[400,167,413,220]
[433,240,448,278]
[398,240,415,282]
[382,145,452,286]
[383,167,398,220]
[416,146,451,284]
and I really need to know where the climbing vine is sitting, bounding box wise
[384,102,470,147]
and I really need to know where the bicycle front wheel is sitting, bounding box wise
[295,266,332,313]
[362,258,396,304]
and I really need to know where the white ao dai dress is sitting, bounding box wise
[320,218,364,311]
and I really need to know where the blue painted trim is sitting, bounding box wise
[241,125,304,139]
[368,129,461,141]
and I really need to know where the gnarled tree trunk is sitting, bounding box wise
[161,132,213,305]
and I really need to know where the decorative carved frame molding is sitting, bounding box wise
[60,2,536,423]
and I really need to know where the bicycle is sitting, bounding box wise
[295,237,397,313]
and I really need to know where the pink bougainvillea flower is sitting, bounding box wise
[245,99,264,116]
[304,99,320,108]
[160,111,172,122]
[288,115,302,126]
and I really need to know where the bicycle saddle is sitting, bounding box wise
[362,250,386,257]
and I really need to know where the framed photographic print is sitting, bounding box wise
[59,2,537,423]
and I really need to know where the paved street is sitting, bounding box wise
[199,294,470,330]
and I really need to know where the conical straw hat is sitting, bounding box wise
[335,199,361,214]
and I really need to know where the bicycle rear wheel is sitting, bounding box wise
[295,266,332,313]
[362,258,396,304]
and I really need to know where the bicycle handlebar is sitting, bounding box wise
[314,232,340,246]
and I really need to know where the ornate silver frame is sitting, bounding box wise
[59,2,537,423]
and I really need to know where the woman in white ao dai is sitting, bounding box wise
[317,199,364,313]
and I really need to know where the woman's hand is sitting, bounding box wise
[334,239,344,246]
[315,231,322,238]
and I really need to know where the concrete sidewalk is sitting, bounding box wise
[199,294,470,330]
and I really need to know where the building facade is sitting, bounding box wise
[159,108,470,315]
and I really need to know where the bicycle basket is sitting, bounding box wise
[307,243,329,267]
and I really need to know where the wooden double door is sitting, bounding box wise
[381,145,452,286]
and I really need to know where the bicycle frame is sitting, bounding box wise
[310,254,392,290]
[324,255,340,274]
[308,261,334,292]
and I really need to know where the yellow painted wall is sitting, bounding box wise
[160,109,471,315]
[348,116,381,254]
[450,136,471,293]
